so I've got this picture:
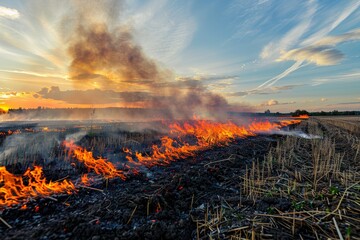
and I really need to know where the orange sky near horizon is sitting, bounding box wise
[1,1,360,114]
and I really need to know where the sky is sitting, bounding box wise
[0,0,360,113]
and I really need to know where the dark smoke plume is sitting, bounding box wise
[68,25,164,88]
[64,0,251,120]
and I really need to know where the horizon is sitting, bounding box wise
[1,0,360,114]
[3,106,359,114]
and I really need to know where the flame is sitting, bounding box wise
[248,120,281,133]
[0,166,76,207]
[6,129,21,135]
[169,120,254,146]
[279,119,301,126]
[135,136,199,167]
[64,141,126,180]
[297,114,309,119]
[1,117,305,208]
[127,118,300,167]
[81,174,90,186]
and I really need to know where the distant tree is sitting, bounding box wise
[265,109,271,114]
[332,110,339,115]
[292,109,309,117]
[310,110,360,116]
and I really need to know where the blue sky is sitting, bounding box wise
[0,0,360,112]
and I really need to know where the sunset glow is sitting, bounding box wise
[0,1,359,113]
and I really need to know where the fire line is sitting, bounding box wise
[1,117,306,208]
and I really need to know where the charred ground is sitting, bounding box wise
[1,117,359,239]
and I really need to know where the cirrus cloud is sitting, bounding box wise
[0,6,20,19]
[277,46,343,66]
[260,99,296,107]
[277,28,360,66]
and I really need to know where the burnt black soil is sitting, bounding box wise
[0,135,275,240]
[1,119,359,240]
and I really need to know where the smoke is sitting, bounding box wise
[62,0,250,120]
[0,132,62,166]
[65,0,166,90]
[65,131,87,143]
[68,24,166,88]
[275,130,322,139]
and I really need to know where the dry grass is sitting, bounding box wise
[0,130,153,171]
[0,132,62,167]
[315,116,360,134]
[195,117,360,239]
[1,117,359,239]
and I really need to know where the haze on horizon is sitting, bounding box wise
[0,0,360,114]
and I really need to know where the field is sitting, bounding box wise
[0,116,359,239]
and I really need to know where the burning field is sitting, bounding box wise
[0,115,359,239]
[1,1,360,239]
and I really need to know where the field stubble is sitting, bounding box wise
[195,117,360,239]
[0,117,359,239]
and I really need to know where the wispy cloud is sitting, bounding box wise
[253,1,318,91]
[255,1,360,91]
[0,69,67,79]
[127,1,196,64]
[316,28,360,46]
[310,71,360,86]
[302,1,360,46]
[0,91,18,99]
[331,101,360,106]
[0,6,20,19]
[260,0,317,60]
[272,85,303,91]
[176,74,238,83]
[278,29,360,66]
[278,46,342,66]
[260,99,295,107]
[0,1,196,88]
[320,98,328,102]
[228,0,310,42]
[230,84,304,97]
[255,61,306,90]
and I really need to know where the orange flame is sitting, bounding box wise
[297,114,309,119]
[279,119,301,126]
[0,166,76,207]
[81,174,90,186]
[127,118,301,167]
[122,148,141,174]
[64,141,126,180]
[135,136,199,167]
[1,117,304,208]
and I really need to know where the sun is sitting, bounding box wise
[0,105,9,112]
